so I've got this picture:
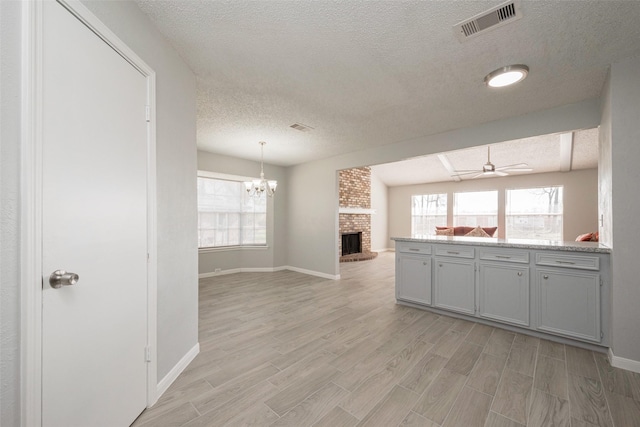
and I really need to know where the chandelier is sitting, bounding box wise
[244,141,277,198]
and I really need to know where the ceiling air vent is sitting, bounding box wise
[453,0,522,42]
[289,123,314,132]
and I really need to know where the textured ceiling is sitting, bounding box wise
[370,128,598,186]
[134,1,640,166]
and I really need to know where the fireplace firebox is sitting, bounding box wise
[341,232,362,256]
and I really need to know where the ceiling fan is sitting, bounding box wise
[453,146,532,179]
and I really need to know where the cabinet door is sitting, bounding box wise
[434,258,475,315]
[537,269,600,342]
[479,263,529,326]
[396,255,431,305]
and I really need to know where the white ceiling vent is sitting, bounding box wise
[289,123,314,132]
[454,0,523,42]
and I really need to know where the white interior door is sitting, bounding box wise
[41,2,149,426]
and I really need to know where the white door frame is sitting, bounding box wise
[20,1,158,425]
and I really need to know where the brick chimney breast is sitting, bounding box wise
[339,167,371,255]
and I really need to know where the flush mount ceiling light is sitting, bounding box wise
[244,141,277,198]
[484,64,529,88]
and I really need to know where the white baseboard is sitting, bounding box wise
[241,267,283,273]
[608,348,640,373]
[200,266,339,280]
[156,342,200,399]
[372,248,394,253]
[199,269,240,278]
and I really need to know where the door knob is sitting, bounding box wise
[49,270,79,289]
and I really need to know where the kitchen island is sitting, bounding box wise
[392,236,611,348]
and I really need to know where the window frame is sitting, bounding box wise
[197,170,269,252]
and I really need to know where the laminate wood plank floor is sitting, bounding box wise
[133,252,640,426]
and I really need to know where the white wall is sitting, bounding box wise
[81,0,199,382]
[370,170,389,251]
[287,99,601,278]
[197,151,288,274]
[1,1,22,425]
[604,54,640,366]
[287,162,340,277]
[387,169,598,247]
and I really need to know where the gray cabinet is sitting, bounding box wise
[392,238,609,347]
[434,258,475,315]
[479,263,529,326]
[396,254,431,305]
[395,242,432,305]
[536,268,600,342]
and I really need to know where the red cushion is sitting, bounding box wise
[576,233,593,242]
[458,226,473,236]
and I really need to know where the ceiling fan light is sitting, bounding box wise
[485,64,529,88]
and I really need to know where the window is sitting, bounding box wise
[411,193,447,237]
[197,175,267,248]
[506,186,563,240]
[453,190,498,227]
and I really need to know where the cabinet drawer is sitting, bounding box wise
[480,249,529,264]
[535,253,599,271]
[435,245,474,259]
[397,242,431,255]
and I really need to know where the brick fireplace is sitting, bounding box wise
[339,167,377,262]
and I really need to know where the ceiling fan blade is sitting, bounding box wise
[495,163,529,170]
[502,168,533,173]
[452,170,482,176]
[473,171,509,178]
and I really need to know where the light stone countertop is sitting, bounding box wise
[391,235,612,254]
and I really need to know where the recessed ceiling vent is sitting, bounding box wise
[289,123,314,132]
[454,0,522,42]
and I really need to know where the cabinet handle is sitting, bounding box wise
[543,275,549,279]
[409,248,420,252]
[517,272,523,276]
[439,264,443,267]
[496,255,511,259]
[423,261,427,265]
[556,260,576,265]
[447,251,460,255]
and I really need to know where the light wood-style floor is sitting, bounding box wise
[133,252,640,427]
